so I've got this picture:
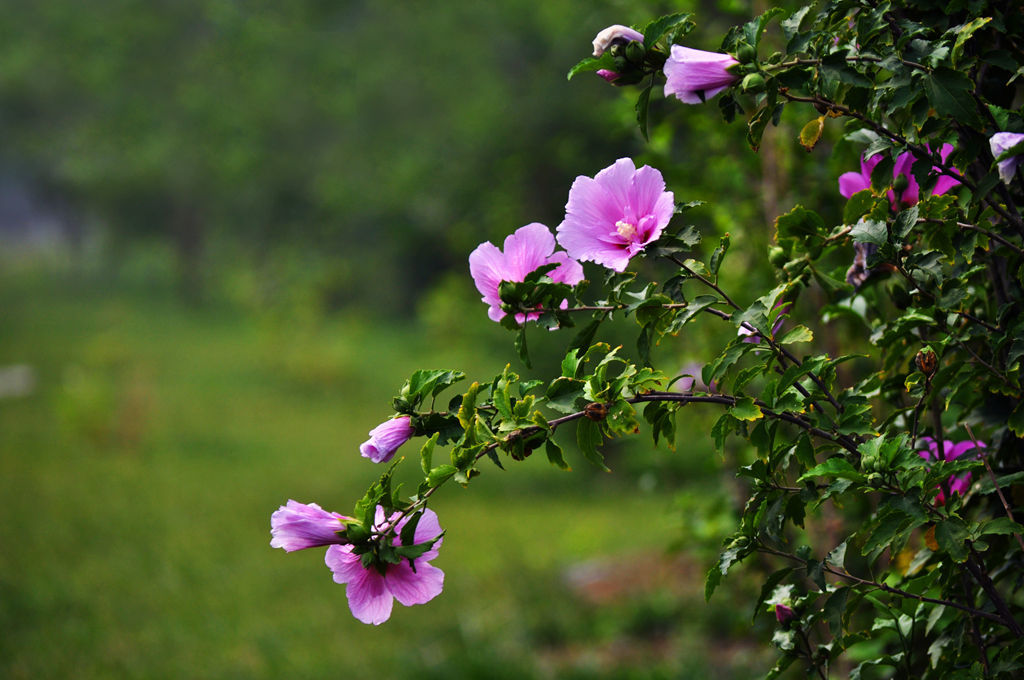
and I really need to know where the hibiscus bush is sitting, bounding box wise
[272,0,1024,676]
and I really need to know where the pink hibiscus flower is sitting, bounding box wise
[360,415,415,464]
[270,499,349,552]
[917,436,985,505]
[556,158,675,272]
[326,506,444,625]
[662,45,739,104]
[838,144,960,209]
[469,223,584,323]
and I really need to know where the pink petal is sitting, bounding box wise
[386,561,445,607]
[838,171,869,199]
[501,222,556,281]
[324,544,367,584]
[344,564,394,625]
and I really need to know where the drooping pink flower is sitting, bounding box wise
[838,145,960,209]
[270,500,349,552]
[325,506,444,625]
[360,415,415,464]
[556,158,675,272]
[469,223,585,323]
[917,436,986,505]
[591,24,644,57]
[989,132,1024,184]
[663,45,739,104]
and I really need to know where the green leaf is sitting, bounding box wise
[576,418,609,471]
[515,326,530,368]
[799,457,865,483]
[636,82,653,141]
[420,432,438,476]
[566,52,615,81]
[934,517,969,562]
[850,218,887,246]
[777,325,813,344]
[642,12,692,48]
[951,17,992,68]
[799,115,825,151]
[426,464,456,487]
[545,438,571,471]
[730,396,763,421]
[843,189,878,225]
[924,68,983,129]
[775,205,825,240]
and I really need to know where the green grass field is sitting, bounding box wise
[0,257,770,679]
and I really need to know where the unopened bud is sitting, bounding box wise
[775,603,796,625]
[741,73,766,93]
[736,44,757,64]
[915,348,938,377]
[769,246,788,268]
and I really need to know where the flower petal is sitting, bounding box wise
[386,560,445,607]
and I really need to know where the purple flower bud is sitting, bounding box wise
[775,603,796,625]
[270,500,349,552]
[989,132,1024,184]
[596,69,621,83]
[662,45,739,104]
[360,415,415,464]
[591,24,644,57]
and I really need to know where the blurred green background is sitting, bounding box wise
[0,1,850,678]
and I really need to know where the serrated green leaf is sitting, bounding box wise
[576,418,609,471]
[799,457,864,483]
[426,464,456,487]
[545,438,571,471]
[420,432,438,476]
[934,517,969,562]
[924,68,983,129]
[777,325,813,344]
[730,396,763,421]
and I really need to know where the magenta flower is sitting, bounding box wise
[360,415,415,464]
[469,223,584,323]
[556,158,675,272]
[326,506,444,625]
[838,145,960,209]
[989,132,1024,184]
[917,436,986,505]
[663,45,739,104]
[591,24,644,57]
[270,500,349,552]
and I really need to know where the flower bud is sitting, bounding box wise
[769,246,787,268]
[914,348,938,377]
[624,40,646,65]
[741,73,766,93]
[775,603,796,625]
[736,43,757,64]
